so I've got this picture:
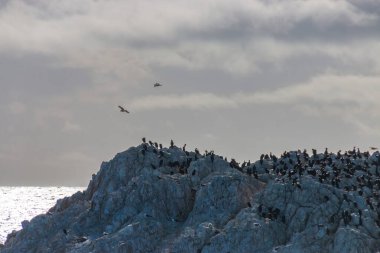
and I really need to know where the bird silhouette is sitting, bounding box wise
[154,82,162,87]
[118,105,130,113]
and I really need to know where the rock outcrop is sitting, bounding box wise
[1,144,380,253]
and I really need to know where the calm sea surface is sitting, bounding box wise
[0,186,84,244]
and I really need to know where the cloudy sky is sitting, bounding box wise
[1,0,380,186]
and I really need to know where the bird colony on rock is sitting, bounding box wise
[1,142,380,253]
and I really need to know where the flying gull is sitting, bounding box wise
[118,105,130,113]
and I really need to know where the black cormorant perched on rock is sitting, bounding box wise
[170,139,174,147]
[258,204,263,213]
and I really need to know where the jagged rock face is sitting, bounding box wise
[1,145,380,253]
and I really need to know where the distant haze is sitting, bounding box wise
[1,0,380,186]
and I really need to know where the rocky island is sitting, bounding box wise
[1,142,380,253]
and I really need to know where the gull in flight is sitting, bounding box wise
[154,82,162,87]
[118,105,130,113]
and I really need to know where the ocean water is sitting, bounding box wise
[0,186,84,244]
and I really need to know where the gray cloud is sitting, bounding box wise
[132,75,380,108]
[1,0,380,185]
[130,74,380,137]
[1,0,380,78]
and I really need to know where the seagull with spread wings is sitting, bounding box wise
[154,82,162,87]
[118,105,130,113]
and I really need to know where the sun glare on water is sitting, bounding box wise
[0,186,84,244]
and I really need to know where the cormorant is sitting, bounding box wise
[258,204,263,213]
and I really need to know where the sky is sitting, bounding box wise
[1,0,380,186]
